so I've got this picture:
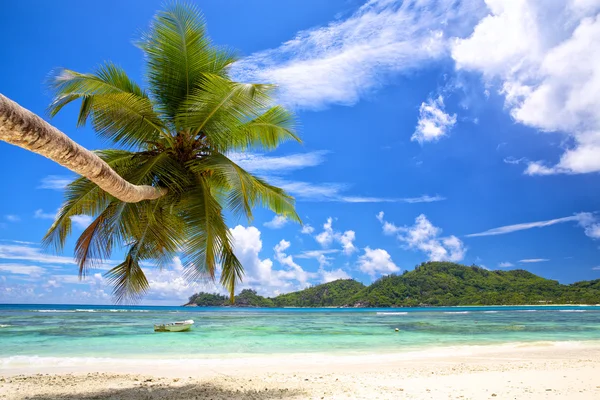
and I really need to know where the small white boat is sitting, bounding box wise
[154,319,194,332]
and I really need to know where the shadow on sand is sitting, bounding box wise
[23,382,304,400]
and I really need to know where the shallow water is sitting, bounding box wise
[1,304,599,359]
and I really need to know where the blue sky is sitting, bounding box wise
[1,0,599,304]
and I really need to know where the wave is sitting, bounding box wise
[74,309,96,313]
[376,312,408,315]
[0,324,11,328]
[558,310,586,313]
[516,310,537,312]
[483,311,498,313]
[36,310,76,313]
[444,311,470,314]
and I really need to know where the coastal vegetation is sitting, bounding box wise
[186,262,600,307]
[0,4,299,302]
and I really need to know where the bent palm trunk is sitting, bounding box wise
[0,94,166,203]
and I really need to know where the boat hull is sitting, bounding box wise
[154,319,194,332]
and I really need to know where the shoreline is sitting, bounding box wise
[2,341,600,399]
[2,339,599,376]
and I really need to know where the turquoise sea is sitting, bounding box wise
[1,304,600,360]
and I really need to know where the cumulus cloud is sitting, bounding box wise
[357,247,400,277]
[452,0,600,174]
[412,95,457,143]
[300,224,315,234]
[264,215,289,229]
[499,262,514,268]
[377,212,466,261]
[273,239,313,287]
[467,212,600,239]
[232,0,482,109]
[229,225,277,288]
[315,217,357,255]
[229,226,313,295]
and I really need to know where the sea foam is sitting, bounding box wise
[376,312,408,315]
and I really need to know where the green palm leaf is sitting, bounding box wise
[138,3,237,119]
[44,2,300,302]
[48,63,167,148]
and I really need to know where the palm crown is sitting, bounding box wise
[43,3,300,302]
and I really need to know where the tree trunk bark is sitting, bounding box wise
[0,93,166,203]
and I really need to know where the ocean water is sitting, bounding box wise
[1,304,600,360]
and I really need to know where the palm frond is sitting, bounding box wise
[227,105,300,151]
[48,63,166,148]
[42,150,142,252]
[138,3,237,119]
[219,244,244,301]
[180,176,230,280]
[74,202,124,278]
[105,243,150,304]
[190,152,300,222]
[176,75,277,150]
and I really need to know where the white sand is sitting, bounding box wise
[1,342,600,399]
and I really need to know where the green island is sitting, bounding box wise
[185,262,600,307]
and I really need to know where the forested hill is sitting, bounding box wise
[185,262,600,307]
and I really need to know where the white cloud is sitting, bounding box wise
[577,212,600,239]
[34,209,57,220]
[38,175,72,190]
[520,259,549,263]
[228,151,328,173]
[378,213,466,262]
[412,95,457,143]
[0,243,77,265]
[229,226,313,295]
[232,0,481,109]
[592,266,600,270]
[230,225,276,287]
[499,262,514,268]
[70,215,93,229]
[273,177,445,203]
[264,215,289,229]
[315,217,357,255]
[452,0,600,174]
[0,263,45,276]
[357,247,400,277]
[296,249,340,259]
[400,195,447,204]
[338,230,357,255]
[5,215,20,222]
[300,224,315,234]
[320,268,351,283]
[232,152,444,204]
[273,239,313,287]
[466,212,600,239]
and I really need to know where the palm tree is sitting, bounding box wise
[0,3,300,302]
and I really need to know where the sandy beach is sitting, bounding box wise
[2,342,600,399]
